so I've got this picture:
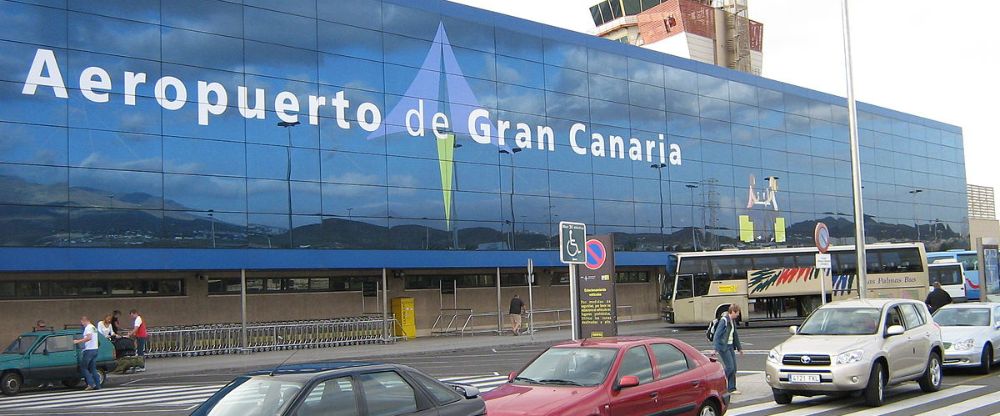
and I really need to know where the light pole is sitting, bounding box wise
[651,163,667,251]
[208,209,216,248]
[500,148,522,250]
[278,120,300,248]
[685,183,699,251]
[841,0,868,297]
[909,189,923,241]
[452,142,462,250]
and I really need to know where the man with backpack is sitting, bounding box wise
[711,304,744,394]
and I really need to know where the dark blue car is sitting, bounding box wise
[190,362,485,416]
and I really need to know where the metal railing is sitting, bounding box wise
[430,305,635,336]
[145,316,398,358]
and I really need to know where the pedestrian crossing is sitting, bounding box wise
[727,384,1000,416]
[0,384,224,411]
[439,373,510,393]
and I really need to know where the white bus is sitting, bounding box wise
[928,259,967,302]
[660,243,929,325]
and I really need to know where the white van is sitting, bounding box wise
[929,260,967,302]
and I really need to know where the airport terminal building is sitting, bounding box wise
[0,0,968,339]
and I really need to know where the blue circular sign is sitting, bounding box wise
[585,239,607,270]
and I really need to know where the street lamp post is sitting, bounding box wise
[500,148,522,250]
[685,183,699,251]
[278,121,300,248]
[208,209,216,248]
[651,164,667,251]
[909,189,923,241]
[841,0,869,297]
[452,142,462,250]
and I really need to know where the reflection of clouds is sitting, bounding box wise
[69,15,160,60]
[324,172,380,185]
[388,174,419,189]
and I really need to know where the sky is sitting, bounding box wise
[453,0,1000,213]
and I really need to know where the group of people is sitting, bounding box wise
[42,310,148,391]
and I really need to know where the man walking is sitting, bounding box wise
[72,316,100,390]
[713,304,744,394]
[925,282,953,314]
[508,294,524,336]
[127,309,148,372]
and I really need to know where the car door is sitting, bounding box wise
[357,370,437,416]
[291,376,361,416]
[882,305,915,381]
[27,335,77,381]
[608,346,659,416]
[402,370,483,416]
[992,306,1000,362]
[649,343,700,415]
[899,303,931,372]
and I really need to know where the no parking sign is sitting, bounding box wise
[585,239,606,270]
[576,234,617,338]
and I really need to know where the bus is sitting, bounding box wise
[927,250,979,301]
[927,259,967,302]
[660,243,929,325]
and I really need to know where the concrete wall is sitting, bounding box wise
[0,267,663,342]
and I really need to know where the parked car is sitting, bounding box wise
[766,298,943,407]
[483,337,728,416]
[190,362,485,416]
[933,302,1000,374]
[1,329,116,396]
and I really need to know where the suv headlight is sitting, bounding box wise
[768,349,780,364]
[953,338,975,351]
[835,349,865,365]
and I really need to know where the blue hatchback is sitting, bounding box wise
[190,362,485,416]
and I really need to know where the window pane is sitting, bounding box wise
[359,371,418,416]
[618,346,654,384]
[651,343,689,379]
[297,377,358,416]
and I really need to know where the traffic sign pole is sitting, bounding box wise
[527,258,535,340]
[559,221,586,341]
[569,264,579,341]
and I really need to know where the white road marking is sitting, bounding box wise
[839,385,982,416]
[912,389,1000,416]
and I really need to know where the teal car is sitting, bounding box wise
[1,329,116,395]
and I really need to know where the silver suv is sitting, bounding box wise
[765,299,943,407]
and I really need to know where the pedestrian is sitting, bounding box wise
[97,314,114,340]
[127,309,148,372]
[72,316,101,390]
[508,294,524,336]
[111,310,122,335]
[925,282,953,314]
[712,304,743,394]
[34,320,47,331]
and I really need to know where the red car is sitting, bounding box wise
[483,337,729,416]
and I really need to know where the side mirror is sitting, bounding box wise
[788,326,798,335]
[507,371,517,383]
[449,383,480,399]
[616,375,640,390]
[885,325,905,337]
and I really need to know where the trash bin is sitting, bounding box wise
[391,297,416,339]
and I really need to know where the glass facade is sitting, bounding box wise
[0,0,968,257]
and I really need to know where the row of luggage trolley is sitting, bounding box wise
[144,316,399,357]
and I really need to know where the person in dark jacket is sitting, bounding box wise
[508,295,525,335]
[925,282,953,314]
[713,304,743,394]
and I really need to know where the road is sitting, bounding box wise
[3,325,1000,415]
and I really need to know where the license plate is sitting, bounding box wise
[790,374,821,383]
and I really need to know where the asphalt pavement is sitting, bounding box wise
[4,322,1000,416]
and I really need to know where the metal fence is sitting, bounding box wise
[145,316,399,358]
[429,305,636,337]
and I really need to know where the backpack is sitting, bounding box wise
[706,318,720,342]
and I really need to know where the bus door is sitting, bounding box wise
[672,274,698,323]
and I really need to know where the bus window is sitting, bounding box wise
[929,265,963,286]
[753,255,792,270]
[711,257,753,280]
[793,255,816,268]
[833,253,857,275]
[675,275,694,300]
[958,254,978,271]
[866,252,883,274]
[877,248,923,273]
[678,258,710,279]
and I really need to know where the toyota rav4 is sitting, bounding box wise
[765,298,943,407]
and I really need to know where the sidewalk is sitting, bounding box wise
[138,320,674,377]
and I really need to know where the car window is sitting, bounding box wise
[295,377,358,416]
[994,307,1000,326]
[651,343,690,379]
[34,335,73,354]
[359,371,419,416]
[618,346,654,384]
[203,377,303,416]
[3,335,38,354]
[407,371,462,405]
[899,304,925,329]
[885,306,904,330]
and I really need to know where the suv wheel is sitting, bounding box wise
[772,388,793,404]
[918,352,943,392]
[979,344,993,375]
[697,401,719,416]
[863,362,885,407]
[1,372,22,396]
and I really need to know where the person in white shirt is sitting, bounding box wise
[97,314,114,339]
[72,316,101,390]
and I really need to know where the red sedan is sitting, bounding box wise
[483,337,729,416]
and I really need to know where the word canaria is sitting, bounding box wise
[21,48,682,165]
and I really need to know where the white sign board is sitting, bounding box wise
[815,253,832,269]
